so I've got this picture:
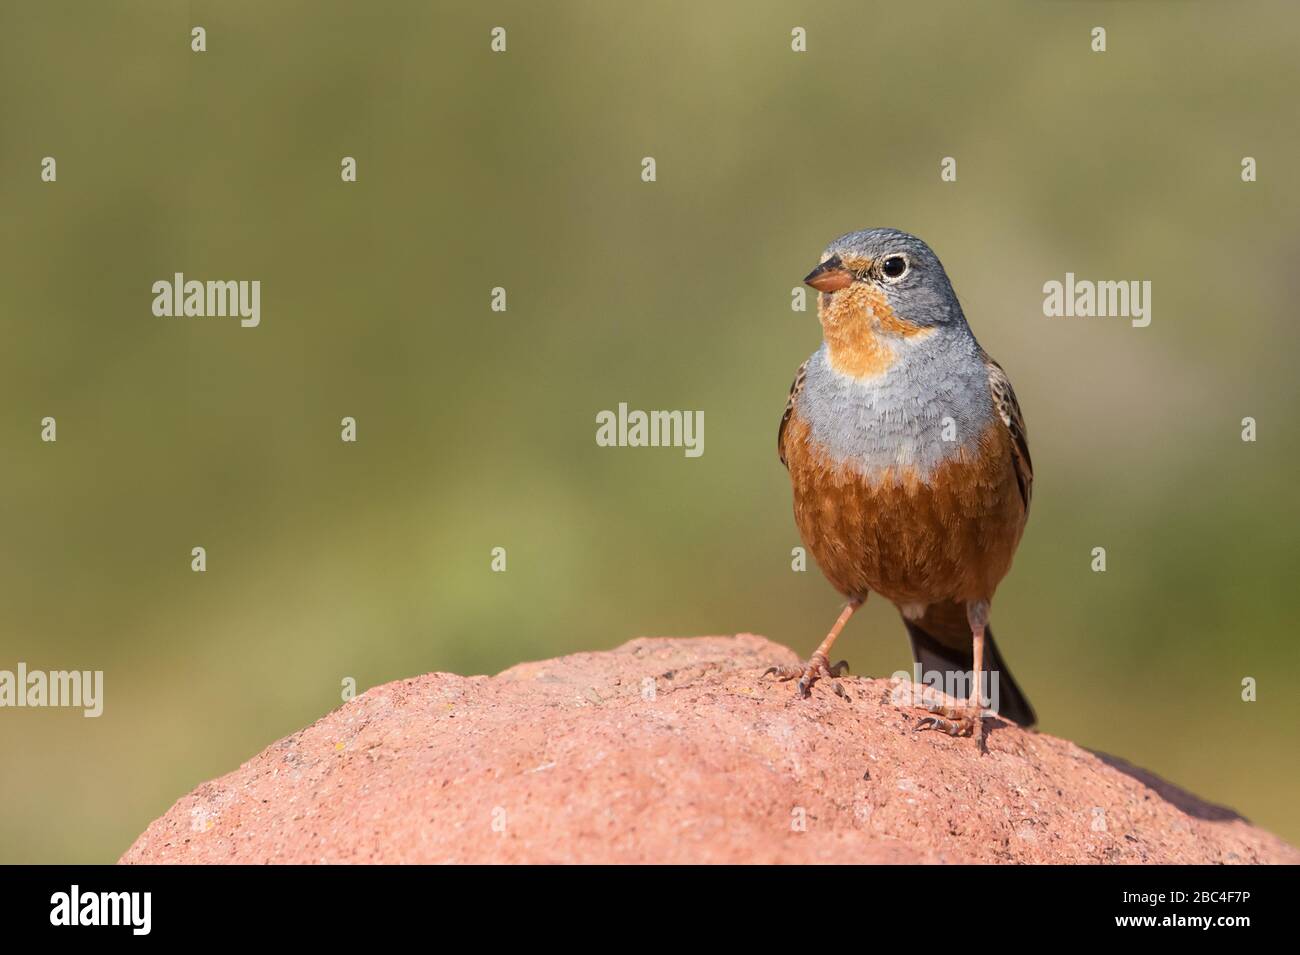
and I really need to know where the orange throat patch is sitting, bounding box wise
[819,283,932,378]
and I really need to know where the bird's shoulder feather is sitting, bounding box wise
[983,356,1033,514]
[777,358,809,467]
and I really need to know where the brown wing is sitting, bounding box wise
[777,359,808,467]
[985,358,1033,515]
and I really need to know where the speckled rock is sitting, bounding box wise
[120,635,1299,864]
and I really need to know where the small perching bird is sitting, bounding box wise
[770,228,1036,742]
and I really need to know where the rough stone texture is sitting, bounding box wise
[121,635,1298,864]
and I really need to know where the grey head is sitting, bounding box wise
[804,227,967,332]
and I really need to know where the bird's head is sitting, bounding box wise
[804,228,965,378]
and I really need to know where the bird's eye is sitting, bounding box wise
[881,255,908,280]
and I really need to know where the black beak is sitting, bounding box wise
[804,255,854,292]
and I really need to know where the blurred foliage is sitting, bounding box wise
[1,1,1297,862]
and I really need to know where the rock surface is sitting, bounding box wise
[121,635,1298,864]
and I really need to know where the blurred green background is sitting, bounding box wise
[2,1,1297,863]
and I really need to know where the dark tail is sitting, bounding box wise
[902,612,1037,728]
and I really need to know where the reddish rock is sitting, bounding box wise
[120,635,1298,864]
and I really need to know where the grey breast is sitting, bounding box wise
[795,334,995,479]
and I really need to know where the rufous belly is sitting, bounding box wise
[783,411,1024,605]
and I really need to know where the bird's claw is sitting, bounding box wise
[913,700,986,749]
[914,714,974,737]
[763,652,850,700]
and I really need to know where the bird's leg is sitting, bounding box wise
[916,600,989,747]
[764,597,862,699]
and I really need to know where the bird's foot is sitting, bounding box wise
[763,652,850,700]
[914,698,987,751]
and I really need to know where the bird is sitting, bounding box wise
[767,228,1036,742]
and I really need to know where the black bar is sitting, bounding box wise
[0,863,1286,941]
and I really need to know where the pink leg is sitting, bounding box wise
[764,598,863,699]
